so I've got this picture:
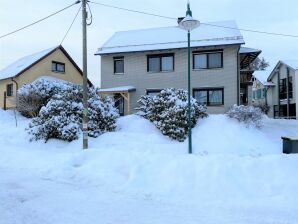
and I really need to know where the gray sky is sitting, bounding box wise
[1,0,298,87]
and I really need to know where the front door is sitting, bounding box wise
[114,94,124,116]
[240,85,248,105]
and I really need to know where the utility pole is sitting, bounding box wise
[82,0,88,149]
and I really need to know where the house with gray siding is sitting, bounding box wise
[96,20,260,115]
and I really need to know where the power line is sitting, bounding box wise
[89,1,176,20]
[0,1,81,39]
[60,6,82,45]
[89,0,298,38]
[200,23,298,38]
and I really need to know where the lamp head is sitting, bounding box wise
[179,1,200,31]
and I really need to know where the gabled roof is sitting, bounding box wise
[95,20,244,55]
[268,60,298,81]
[0,46,58,80]
[253,70,275,86]
[0,45,92,85]
[281,60,298,70]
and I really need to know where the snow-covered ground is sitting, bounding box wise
[1,109,298,224]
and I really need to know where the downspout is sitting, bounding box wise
[11,77,19,105]
[286,67,290,118]
[265,86,268,106]
[11,77,19,127]
[277,70,280,118]
[237,46,240,105]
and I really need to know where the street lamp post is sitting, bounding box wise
[179,1,200,154]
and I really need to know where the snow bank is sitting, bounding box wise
[1,109,298,223]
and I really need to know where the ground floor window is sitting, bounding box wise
[274,104,296,118]
[146,89,162,97]
[193,88,224,106]
[6,84,13,96]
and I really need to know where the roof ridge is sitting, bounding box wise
[113,20,238,33]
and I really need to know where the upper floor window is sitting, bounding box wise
[193,88,224,106]
[193,51,223,69]
[6,84,13,96]
[114,57,124,74]
[52,61,65,73]
[147,54,174,72]
[279,77,293,100]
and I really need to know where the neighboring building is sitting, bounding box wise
[0,45,90,109]
[96,20,259,115]
[266,60,298,119]
[252,69,275,107]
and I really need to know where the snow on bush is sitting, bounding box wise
[27,80,119,142]
[226,104,263,128]
[136,88,208,142]
[17,77,68,117]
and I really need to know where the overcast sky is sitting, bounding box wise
[1,0,298,86]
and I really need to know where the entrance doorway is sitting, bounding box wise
[114,94,124,116]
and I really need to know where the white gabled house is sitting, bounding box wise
[266,60,298,119]
[252,60,298,119]
[96,19,260,115]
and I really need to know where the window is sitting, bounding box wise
[146,89,162,97]
[6,84,13,97]
[256,89,262,99]
[289,77,293,99]
[279,78,293,100]
[147,54,174,72]
[193,88,224,106]
[279,78,286,100]
[193,51,223,69]
[52,61,65,73]
[114,57,124,74]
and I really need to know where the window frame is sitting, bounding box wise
[146,89,162,96]
[147,53,174,73]
[52,61,65,73]
[193,50,223,70]
[193,87,224,106]
[113,56,124,74]
[6,84,13,97]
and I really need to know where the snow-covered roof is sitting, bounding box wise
[281,60,298,70]
[253,70,275,86]
[268,60,298,81]
[96,20,244,55]
[98,86,136,93]
[239,47,261,54]
[0,46,58,80]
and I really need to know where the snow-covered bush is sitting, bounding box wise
[17,77,66,117]
[226,104,263,128]
[88,88,119,137]
[27,83,119,142]
[136,88,208,141]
